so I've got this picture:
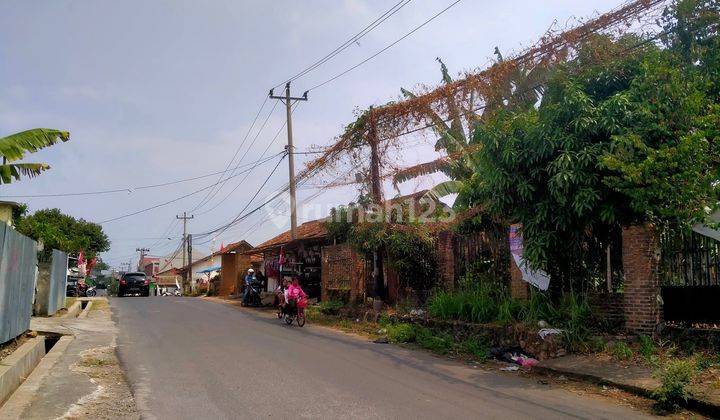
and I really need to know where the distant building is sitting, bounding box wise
[0,200,22,227]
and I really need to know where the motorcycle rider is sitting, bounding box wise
[243,268,255,305]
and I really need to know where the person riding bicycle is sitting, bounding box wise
[284,277,307,315]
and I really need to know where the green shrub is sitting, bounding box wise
[319,300,344,315]
[415,327,453,354]
[459,337,489,361]
[587,336,607,353]
[611,341,634,361]
[638,335,658,364]
[387,323,417,343]
[654,359,695,411]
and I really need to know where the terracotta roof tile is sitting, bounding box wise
[248,219,328,254]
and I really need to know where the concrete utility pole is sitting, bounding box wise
[270,82,307,240]
[176,212,194,292]
[136,247,150,271]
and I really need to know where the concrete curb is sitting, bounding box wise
[0,336,73,419]
[63,301,82,318]
[535,365,720,418]
[0,336,46,407]
[77,301,93,319]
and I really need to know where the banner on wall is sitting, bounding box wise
[508,224,550,291]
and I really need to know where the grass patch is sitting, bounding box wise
[387,323,416,343]
[318,300,344,315]
[90,299,109,311]
[610,341,633,361]
[80,356,116,367]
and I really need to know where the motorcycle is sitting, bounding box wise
[242,280,264,307]
[85,286,97,297]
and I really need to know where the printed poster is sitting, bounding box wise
[508,224,550,291]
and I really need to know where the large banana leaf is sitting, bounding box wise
[393,158,453,185]
[0,129,69,162]
[0,163,51,184]
[424,180,463,202]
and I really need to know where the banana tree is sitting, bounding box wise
[394,53,546,206]
[0,129,69,184]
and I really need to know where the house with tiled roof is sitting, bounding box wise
[178,240,253,294]
[244,218,329,299]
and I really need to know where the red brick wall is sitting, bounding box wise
[622,224,661,334]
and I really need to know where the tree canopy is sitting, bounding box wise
[461,1,720,288]
[16,208,110,260]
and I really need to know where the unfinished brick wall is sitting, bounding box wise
[509,257,529,300]
[622,224,661,334]
[219,253,251,296]
[322,244,366,303]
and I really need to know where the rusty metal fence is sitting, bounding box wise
[0,224,38,344]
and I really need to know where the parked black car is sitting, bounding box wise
[118,272,150,297]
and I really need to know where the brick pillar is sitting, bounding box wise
[436,230,455,291]
[509,257,529,300]
[622,224,661,335]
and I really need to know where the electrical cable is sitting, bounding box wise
[186,96,270,213]
[306,0,463,92]
[270,0,413,89]
[0,151,285,199]
[98,153,287,224]
[195,102,300,216]
[193,154,288,243]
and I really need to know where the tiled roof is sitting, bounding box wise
[243,191,442,255]
[247,219,328,254]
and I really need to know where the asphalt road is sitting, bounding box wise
[112,297,651,420]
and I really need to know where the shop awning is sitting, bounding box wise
[196,265,221,274]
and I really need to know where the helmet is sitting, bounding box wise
[248,268,255,273]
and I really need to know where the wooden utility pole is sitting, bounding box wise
[367,111,384,204]
[135,247,150,271]
[176,212,194,293]
[367,111,385,303]
[270,82,307,240]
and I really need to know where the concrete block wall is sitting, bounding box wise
[621,224,661,334]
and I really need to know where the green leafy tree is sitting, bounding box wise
[393,54,547,205]
[16,208,110,259]
[0,129,69,184]
[467,28,720,289]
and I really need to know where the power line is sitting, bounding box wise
[98,153,287,224]
[1,151,285,199]
[195,104,297,216]
[306,0,463,92]
[186,96,270,213]
[193,153,288,243]
[270,0,413,89]
[194,101,287,215]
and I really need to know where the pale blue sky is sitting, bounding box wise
[0,0,616,268]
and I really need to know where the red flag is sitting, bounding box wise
[87,257,97,274]
[278,246,286,266]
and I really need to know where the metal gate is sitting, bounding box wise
[660,228,720,323]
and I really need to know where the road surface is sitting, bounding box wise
[112,297,650,419]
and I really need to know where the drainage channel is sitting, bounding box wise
[0,332,74,416]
